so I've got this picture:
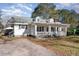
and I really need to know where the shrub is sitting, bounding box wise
[67,28,74,36]
[75,28,79,35]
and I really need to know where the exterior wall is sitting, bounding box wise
[35,25,67,37]
[55,27,67,36]
[13,24,68,37]
[14,24,29,36]
[35,24,49,37]
[30,25,35,36]
[11,16,69,37]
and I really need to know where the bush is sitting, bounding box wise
[67,27,79,36]
[75,29,79,35]
[67,28,74,36]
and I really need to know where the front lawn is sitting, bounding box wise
[27,36,79,56]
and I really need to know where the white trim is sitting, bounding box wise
[48,25,51,35]
[35,25,37,36]
[5,27,13,29]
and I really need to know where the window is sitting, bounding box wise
[41,27,44,31]
[19,25,26,29]
[37,19,39,21]
[26,25,27,29]
[51,27,55,31]
[32,19,35,21]
[57,27,59,31]
[62,28,64,31]
[46,27,49,32]
[37,26,44,32]
[37,27,40,31]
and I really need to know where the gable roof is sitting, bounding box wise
[8,16,70,27]
[10,16,33,23]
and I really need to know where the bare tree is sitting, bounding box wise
[0,10,4,32]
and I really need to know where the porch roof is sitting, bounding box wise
[4,27,13,30]
[33,22,70,27]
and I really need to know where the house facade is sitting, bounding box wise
[8,16,70,37]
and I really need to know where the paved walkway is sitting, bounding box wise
[0,39,56,56]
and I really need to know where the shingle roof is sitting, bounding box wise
[11,16,33,23]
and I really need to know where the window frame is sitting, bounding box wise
[46,27,49,32]
[51,27,55,32]
[37,26,44,32]
[19,25,27,29]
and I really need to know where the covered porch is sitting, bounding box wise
[34,23,68,37]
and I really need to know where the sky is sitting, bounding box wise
[0,3,79,17]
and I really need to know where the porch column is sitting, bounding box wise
[64,27,67,36]
[55,27,58,36]
[35,25,37,36]
[58,27,62,36]
[48,25,51,35]
[59,27,62,31]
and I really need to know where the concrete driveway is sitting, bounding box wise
[0,39,56,56]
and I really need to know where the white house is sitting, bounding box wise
[8,16,70,37]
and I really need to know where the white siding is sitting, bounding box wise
[13,24,68,37]
[30,25,35,36]
[14,24,29,36]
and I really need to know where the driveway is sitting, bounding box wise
[0,38,56,56]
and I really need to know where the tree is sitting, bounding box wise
[57,9,77,25]
[32,3,78,27]
[32,3,56,19]
[0,10,4,32]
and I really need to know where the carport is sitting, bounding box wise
[4,27,14,36]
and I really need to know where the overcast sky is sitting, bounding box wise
[0,3,79,17]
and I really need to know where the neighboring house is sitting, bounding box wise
[8,16,70,37]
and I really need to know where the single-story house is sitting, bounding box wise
[7,16,70,37]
